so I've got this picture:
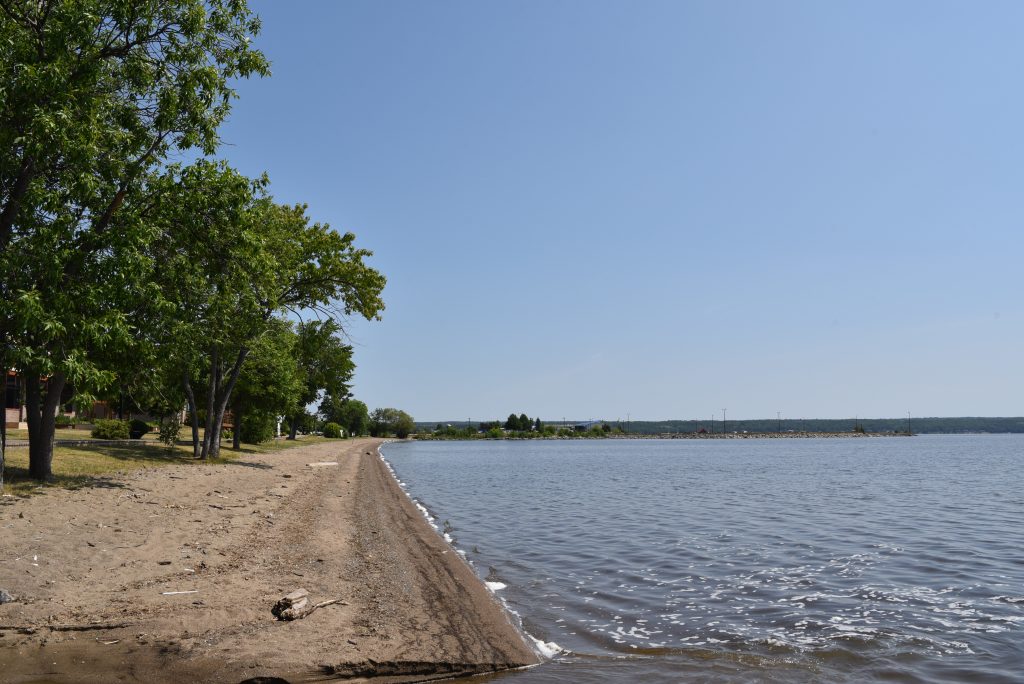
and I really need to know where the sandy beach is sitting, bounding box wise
[0,438,539,682]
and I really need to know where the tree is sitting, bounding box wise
[0,1,268,480]
[328,398,369,437]
[370,408,415,439]
[229,320,301,448]
[147,161,385,459]
[286,319,354,439]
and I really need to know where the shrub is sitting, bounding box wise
[158,415,182,446]
[55,414,75,428]
[92,419,130,440]
[239,412,275,444]
[129,419,152,439]
[323,422,343,438]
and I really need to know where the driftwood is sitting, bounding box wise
[272,588,308,620]
[272,588,347,621]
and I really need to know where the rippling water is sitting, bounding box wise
[381,435,1024,683]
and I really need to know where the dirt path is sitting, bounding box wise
[0,438,539,682]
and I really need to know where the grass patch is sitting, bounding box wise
[5,428,163,442]
[1,434,328,497]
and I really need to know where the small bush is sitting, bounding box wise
[323,422,343,438]
[129,419,152,439]
[92,419,130,440]
[55,414,75,428]
[158,415,182,446]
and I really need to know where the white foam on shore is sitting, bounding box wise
[377,443,566,661]
[530,637,563,658]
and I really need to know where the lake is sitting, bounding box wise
[380,435,1024,682]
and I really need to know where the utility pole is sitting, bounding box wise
[722,408,727,434]
[710,414,714,434]
[626,412,630,434]
[907,411,912,436]
[777,411,781,433]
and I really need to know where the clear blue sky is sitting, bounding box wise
[214,0,1023,422]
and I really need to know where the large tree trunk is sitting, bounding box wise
[26,372,66,481]
[183,374,200,459]
[200,350,219,460]
[198,347,249,460]
[0,155,35,249]
[208,348,248,459]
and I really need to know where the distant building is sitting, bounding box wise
[5,370,24,428]
[4,369,110,428]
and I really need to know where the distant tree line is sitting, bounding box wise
[606,417,1024,435]
[413,416,1024,441]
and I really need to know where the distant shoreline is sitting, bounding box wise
[416,431,913,442]
[605,431,904,439]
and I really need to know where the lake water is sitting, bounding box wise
[380,435,1024,683]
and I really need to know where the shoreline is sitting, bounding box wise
[418,430,911,442]
[0,438,539,682]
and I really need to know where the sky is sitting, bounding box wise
[213,0,1024,422]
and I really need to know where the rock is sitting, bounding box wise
[0,589,15,604]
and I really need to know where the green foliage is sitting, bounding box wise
[239,412,275,444]
[232,319,303,425]
[292,319,354,412]
[370,408,415,438]
[321,396,369,437]
[145,161,386,459]
[323,422,343,439]
[486,427,504,439]
[157,414,183,447]
[0,0,270,478]
[55,414,75,428]
[427,424,478,440]
[129,419,152,439]
[91,419,129,440]
[293,411,317,435]
[504,413,536,431]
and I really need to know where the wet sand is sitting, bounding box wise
[0,438,539,682]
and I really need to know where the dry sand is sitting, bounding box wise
[0,438,539,682]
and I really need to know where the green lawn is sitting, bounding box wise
[1,434,330,497]
[5,427,155,441]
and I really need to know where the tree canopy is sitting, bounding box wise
[0,0,269,479]
[146,160,385,459]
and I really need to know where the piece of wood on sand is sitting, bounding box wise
[272,588,347,621]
